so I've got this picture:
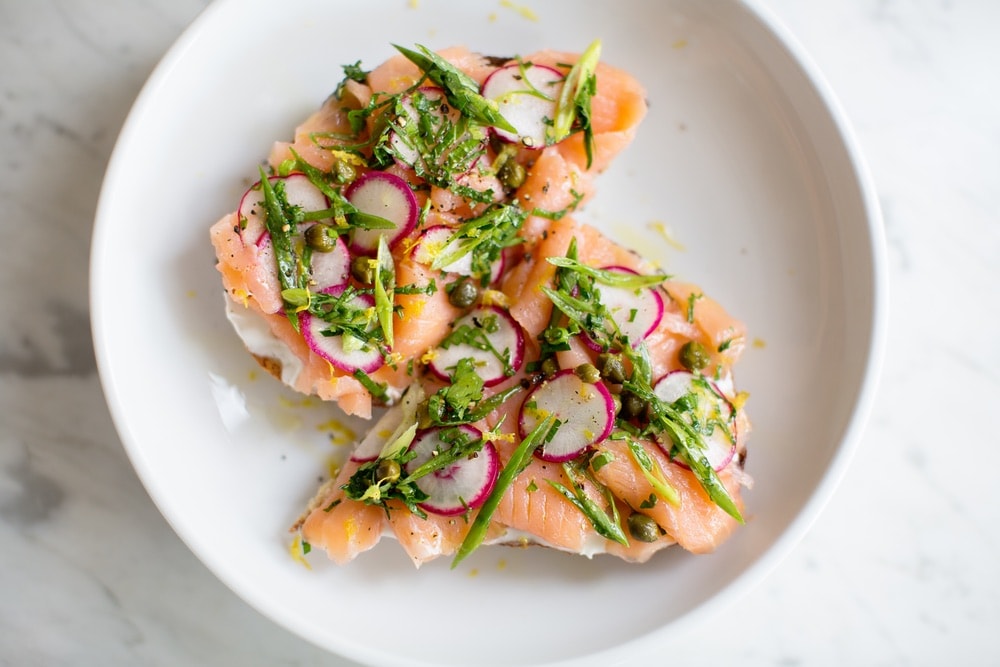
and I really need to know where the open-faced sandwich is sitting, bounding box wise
[209,42,751,568]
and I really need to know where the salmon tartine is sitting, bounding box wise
[209,42,752,567]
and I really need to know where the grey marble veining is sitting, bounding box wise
[2,0,998,665]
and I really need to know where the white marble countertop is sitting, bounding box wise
[2,1,997,665]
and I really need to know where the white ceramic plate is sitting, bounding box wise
[92,1,886,665]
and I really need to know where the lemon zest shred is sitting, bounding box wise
[480,289,510,307]
[289,535,312,570]
[499,0,539,21]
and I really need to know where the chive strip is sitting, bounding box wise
[540,285,600,329]
[288,148,395,231]
[373,235,395,349]
[394,44,517,133]
[452,415,556,568]
[546,257,670,289]
[352,368,388,403]
[400,428,484,486]
[625,440,680,507]
[548,39,601,166]
[628,381,743,523]
[257,166,303,332]
[548,464,629,546]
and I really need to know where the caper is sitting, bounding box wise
[542,326,571,347]
[627,513,663,543]
[351,255,376,285]
[541,357,559,378]
[375,458,401,484]
[611,393,622,416]
[498,159,526,189]
[331,159,356,184]
[448,279,479,308]
[574,363,601,384]
[620,391,647,420]
[305,224,336,252]
[679,341,710,371]
[595,352,626,384]
[415,402,434,430]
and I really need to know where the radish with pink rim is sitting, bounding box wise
[518,370,616,462]
[481,63,564,148]
[405,425,499,516]
[300,286,384,374]
[652,370,738,472]
[344,171,418,255]
[428,306,525,387]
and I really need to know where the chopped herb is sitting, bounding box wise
[639,493,657,509]
[530,187,584,221]
[590,450,615,472]
[288,148,395,231]
[395,279,438,296]
[342,60,368,84]
[440,313,515,377]
[323,498,342,512]
[307,286,384,354]
[378,89,489,197]
[425,357,485,424]
[431,204,526,284]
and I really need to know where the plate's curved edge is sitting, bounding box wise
[539,2,891,663]
[612,0,891,645]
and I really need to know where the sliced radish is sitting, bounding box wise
[428,306,525,387]
[306,231,350,291]
[405,425,499,516]
[584,266,665,350]
[652,370,737,471]
[344,171,418,254]
[390,88,464,168]
[300,286,383,374]
[518,370,614,462]
[255,230,349,293]
[410,225,503,282]
[238,173,329,245]
[481,63,564,148]
[411,225,470,273]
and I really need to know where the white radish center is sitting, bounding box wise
[520,371,613,462]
